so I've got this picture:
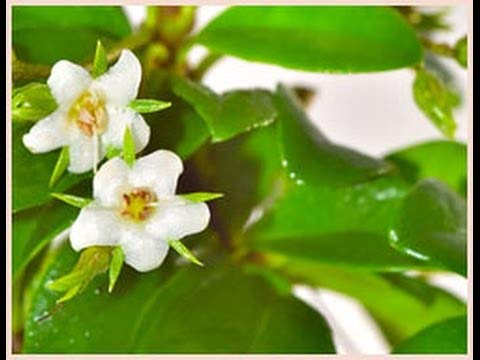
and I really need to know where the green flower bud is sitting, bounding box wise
[147,6,196,45]
[12,83,57,122]
[47,246,113,303]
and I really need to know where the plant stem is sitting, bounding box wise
[191,52,223,81]
[421,37,455,59]
[12,55,51,83]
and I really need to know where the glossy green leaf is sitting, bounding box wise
[49,147,69,188]
[12,201,77,278]
[129,99,172,114]
[141,72,210,160]
[268,256,466,345]
[386,140,467,196]
[13,6,131,65]
[51,193,92,208]
[201,125,283,241]
[172,76,276,142]
[240,87,428,270]
[168,240,204,266]
[108,247,124,293]
[389,179,467,276]
[413,68,457,138]
[24,244,335,353]
[12,123,88,212]
[91,40,108,78]
[275,84,391,187]
[123,126,135,166]
[197,6,422,73]
[181,192,224,202]
[243,86,466,272]
[12,83,57,122]
[393,316,467,354]
[247,174,428,271]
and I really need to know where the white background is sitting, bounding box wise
[125,6,468,354]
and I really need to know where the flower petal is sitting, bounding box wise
[102,106,150,152]
[129,150,183,196]
[67,131,104,174]
[94,50,141,106]
[119,227,169,272]
[70,204,121,251]
[48,60,91,106]
[145,197,210,241]
[22,111,68,153]
[93,157,130,207]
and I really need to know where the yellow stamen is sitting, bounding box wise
[120,188,158,222]
[69,91,108,137]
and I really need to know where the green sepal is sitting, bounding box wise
[92,40,108,78]
[129,99,172,113]
[51,192,92,208]
[49,147,70,188]
[181,192,224,202]
[108,247,124,293]
[168,240,204,267]
[123,126,136,166]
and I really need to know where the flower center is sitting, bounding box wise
[69,90,108,137]
[120,188,158,222]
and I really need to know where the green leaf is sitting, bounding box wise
[123,126,135,166]
[108,247,124,293]
[13,6,131,65]
[269,257,466,345]
[172,76,277,142]
[386,140,467,196]
[144,97,210,160]
[91,40,108,78]
[23,243,335,353]
[201,125,283,241]
[247,175,428,271]
[393,316,467,354]
[389,179,467,276]
[140,71,210,160]
[454,36,467,68]
[240,86,424,270]
[181,192,224,202]
[275,84,392,186]
[196,6,422,73]
[12,83,57,122]
[48,146,70,188]
[129,99,172,113]
[51,193,92,208]
[168,239,204,266]
[13,123,88,212]
[413,68,457,138]
[13,201,77,278]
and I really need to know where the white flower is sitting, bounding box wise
[69,150,210,272]
[22,50,150,173]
